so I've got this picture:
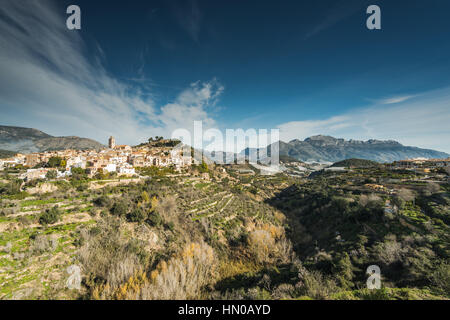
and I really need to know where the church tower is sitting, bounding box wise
[108,136,116,149]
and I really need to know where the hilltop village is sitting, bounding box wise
[0,139,449,300]
[0,136,190,180]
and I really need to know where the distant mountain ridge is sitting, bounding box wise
[243,135,449,163]
[0,125,105,153]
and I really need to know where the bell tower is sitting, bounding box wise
[108,136,116,149]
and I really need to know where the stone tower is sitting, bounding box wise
[108,136,116,149]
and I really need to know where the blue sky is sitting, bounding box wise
[1,0,450,152]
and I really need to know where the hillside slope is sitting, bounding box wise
[0,125,105,153]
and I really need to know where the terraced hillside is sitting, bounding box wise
[0,191,95,299]
[0,163,449,300]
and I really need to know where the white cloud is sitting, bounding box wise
[373,95,417,105]
[277,88,450,153]
[0,0,220,146]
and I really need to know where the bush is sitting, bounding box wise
[425,182,441,195]
[374,237,406,266]
[430,262,450,294]
[147,212,163,227]
[157,196,178,223]
[47,156,63,168]
[32,235,57,253]
[1,179,22,195]
[78,217,146,299]
[94,195,111,208]
[46,170,57,180]
[128,208,147,223]
[39,206,61,225]
[140,242,217,300]
[248,230,275,264]
[297,267,338,300]
[111,201,128,217]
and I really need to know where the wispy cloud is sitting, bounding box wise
[277,87,450,153]
[304,0,364,39]
[0,0,220,145]
[371,95,418,105]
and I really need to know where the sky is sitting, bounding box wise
[0,0,450,153]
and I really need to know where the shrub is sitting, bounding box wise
[39,206,61,225]
[94,195,111,208]
[357,288,391,300]
[147,211,162,227]
[128,208,147,223]
[430,262,450,294]
[397,189,416,204]
[140,242,217,300]
[32,235,58,253]
[111,201,128,217]
[248,229,275,264]
[157,195,178,223]
[374,237,407,266]
[1,179,22,195]
[78,217,145,299]
[296,267,338,300]
[272,283,295,299]
[47,156,63,168]
[335,253,354,289]
[46,170,57,180]
[425,182,441,195]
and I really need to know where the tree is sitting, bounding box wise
[71,167,88,180]
[111,201,128,217]
[391,196,405,210]
[199,161,208,173]
[335,253,354,289]
[248,229,275,264]
[128,207,147,223]
[39,206,61,225]
[48,157,63,168]
[397,189,416,205]
[147,211,162,227]
[94,170,107,180]
[425,182,441,195]
[46,170,57,180]
[150,196,159,212]
[1,179,22,195]
[141,191,150,203]
[94,195,111,208]
[444,166,450,176]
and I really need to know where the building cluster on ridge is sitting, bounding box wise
[0,136,190,180]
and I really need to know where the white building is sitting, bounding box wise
[104,163,117,173]
[118,164,135,176]
[66,156,86,169]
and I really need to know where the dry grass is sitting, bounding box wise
[140,241,217,300]
[78,217,144,299]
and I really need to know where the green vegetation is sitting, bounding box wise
[0,150,16,159]
[39,206,62,225]
[331,158,380,168]
[0,159,449,300]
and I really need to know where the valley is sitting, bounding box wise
[0,159,449,300]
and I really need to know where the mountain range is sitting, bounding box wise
[1,125,448,163]
[243,135,449,163]
[0,125,104,153]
